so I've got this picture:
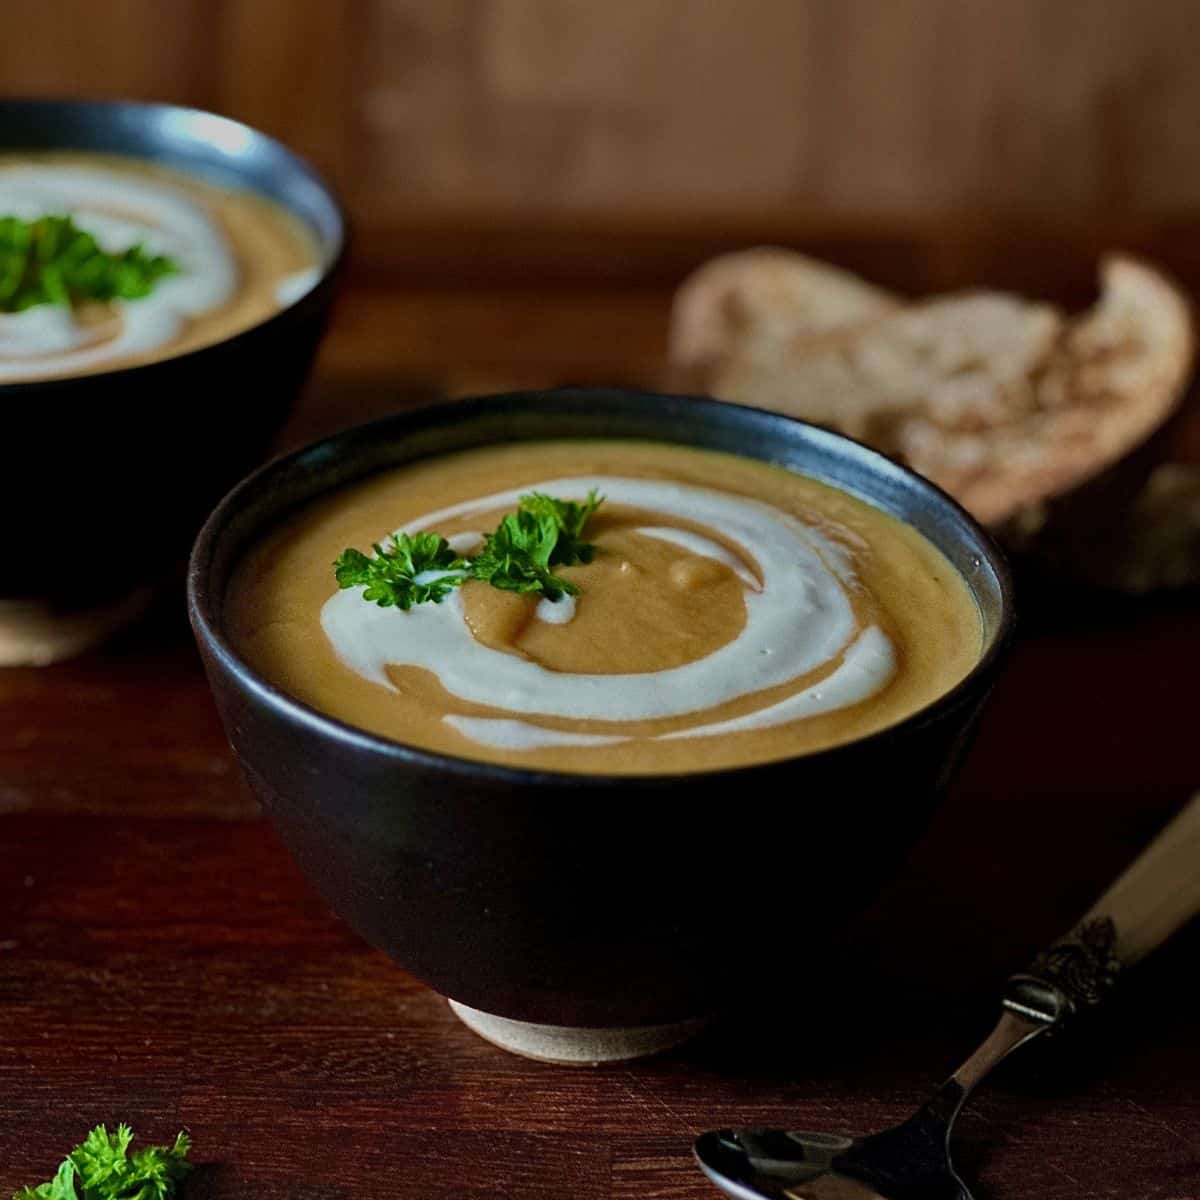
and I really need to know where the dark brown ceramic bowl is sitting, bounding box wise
[188,389,1013,1062]
[0,98,345,663]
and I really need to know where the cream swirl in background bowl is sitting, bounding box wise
[0,157,320,383]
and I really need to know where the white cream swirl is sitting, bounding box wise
[0,165,238,381]
[321,477,897,751]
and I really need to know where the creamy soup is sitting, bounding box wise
[0,153,320,382]
[228,441,983,775]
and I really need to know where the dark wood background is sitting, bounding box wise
[3,4,1200,1196]
[6,0,1200,293]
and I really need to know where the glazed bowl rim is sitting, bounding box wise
[188,388,1016,788]
[0,95,347,395]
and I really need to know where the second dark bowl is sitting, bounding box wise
[189,389,1013,1039]
[0,98,345,612]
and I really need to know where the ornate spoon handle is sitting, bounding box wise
[1006,791,1200,1023]
[926,793,1200,1123]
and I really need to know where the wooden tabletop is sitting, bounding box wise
[2,286,1199,1199]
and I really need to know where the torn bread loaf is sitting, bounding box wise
[670,251,1194,527]
[669,247,899,368]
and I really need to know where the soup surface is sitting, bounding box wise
[228,440,983,775]
[0,152,320,382]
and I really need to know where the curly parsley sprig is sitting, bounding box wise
[517,490,603,567]
[334,489,604,610]
[334,531,469,610]
[13,1123,191,1200]
[0,214,179,313]
[470,509,580,601]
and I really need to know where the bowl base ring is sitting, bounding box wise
[0,586,156,667]
[447,999,714,1065]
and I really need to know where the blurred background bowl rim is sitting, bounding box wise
[188,387,1016,789]
[0,94,348,395]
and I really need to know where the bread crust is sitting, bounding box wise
[668,247,898,391]
[669,250,1195,528]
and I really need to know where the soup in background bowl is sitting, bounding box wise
[0,98,345,665]
[189,389,1013,1063]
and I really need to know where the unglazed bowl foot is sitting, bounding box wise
[447,999,714,1064]
[0,587,155,667]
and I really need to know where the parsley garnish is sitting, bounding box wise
[471,509,579,601]
[518,490,603,566]
[334,532,469,610]
[335,490,604,609]
[12,1123,191,1200]
[0,215,179,313]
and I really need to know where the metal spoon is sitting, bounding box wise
[695,793,1200,1200]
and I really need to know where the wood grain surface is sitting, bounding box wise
[2,284,1199,1198]
[6,5,1200,1189]
[8,0,1200,272]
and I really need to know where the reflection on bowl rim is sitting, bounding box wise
[188,389,1017,788]
[0,95,348,395]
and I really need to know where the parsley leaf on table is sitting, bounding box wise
[12,1123,191,1200]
